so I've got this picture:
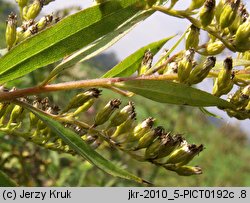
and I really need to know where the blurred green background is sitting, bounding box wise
[0,1,249,186]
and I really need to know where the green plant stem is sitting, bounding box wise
[152,6,236,52]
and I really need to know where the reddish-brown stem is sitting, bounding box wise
[0,78,119,102]
[0,75,178,102]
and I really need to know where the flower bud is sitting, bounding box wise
[94,99,121,127]
[212,57,234,97]
[234,18,250,51]
[229,85,250,109]
[199,0,215,27]
[16,0,28,8]
[29,112,39,128]
[188,56,216,84]
[9,105,24,124]
[164,62,178,75]
[73,98,95,116]
[228,3,248,34]
[228,14,241,35]
[37,15,53,31]
[177,49,195,83]
[16,24,39,43]
[62,88,101,113]
[144,133,183,160]
[215,0,227,23]
[15,27,25,44]
[5,13,17,50]
[165,165,202,176]
[185,25,200,50]
[157,134,183,159]
[166,143,204,166]
[138,50,153,75]
[219,0,240,29]
[22,19,36,31]
[200,40,225,55]
[135,126,164,150]
[128,117,154,142]
[112,113,136,139]
[15,20,34,43]
[25,0,45,20]
[109,102,135,127]
[189,0,206,10]
[144,136,162,160]
[45,105,60,115]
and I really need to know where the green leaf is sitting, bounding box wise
[23,104,149,185]
[0,0,149,84]
[114,79,234,108]
[102,36,175,78]
[199,107,222,119]
[42,9,153,85]
[0,170,18,187]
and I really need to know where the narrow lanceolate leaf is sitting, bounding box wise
[0,170,18,187]
[102,36,175,78]
[199,107,222,119]
[42,10,153,85]
[0,0,150,84]
[113,79,234,108]
[24,104,149,184]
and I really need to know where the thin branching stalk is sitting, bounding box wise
[152,5,236,52]
[0,75,178,102]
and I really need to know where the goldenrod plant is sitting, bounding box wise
[0,0,250,186]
